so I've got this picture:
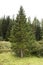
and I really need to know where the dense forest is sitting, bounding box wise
[0,6,43,57]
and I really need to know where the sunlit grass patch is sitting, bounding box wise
[0,52,43,65]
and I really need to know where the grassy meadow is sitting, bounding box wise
[0,41,43,65]
[0,52,43,65]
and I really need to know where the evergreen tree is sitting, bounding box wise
[1,16,11,40]
[26,19,35,55]
[1,16,6,40]
[0,19,3,36]
[10,6,28,57]
[35,25,42,41]
[32,17,42,41]
[41,19,43,39]
[0,18,3,40]
[6,16,14,41]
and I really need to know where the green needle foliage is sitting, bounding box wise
[9,6,28,57]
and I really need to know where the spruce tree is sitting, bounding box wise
[1,16,11,40]
[1,16,6,40]
[41,19,43,39]
[6,16,14,41]
[32,17,42,41]
[10,6,28,57]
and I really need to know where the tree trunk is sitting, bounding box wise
[20,49,23,58]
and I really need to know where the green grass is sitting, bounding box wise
[0,52,43,65]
